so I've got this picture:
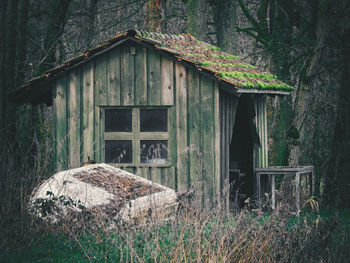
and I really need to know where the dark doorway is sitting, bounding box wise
[229,95,255,207]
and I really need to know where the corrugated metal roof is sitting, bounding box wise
[9,29,292,105]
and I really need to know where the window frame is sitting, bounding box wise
[102,107,170,167]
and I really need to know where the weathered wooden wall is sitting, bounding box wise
[175,63,219,206]
[253,95,268,168]
[52,41,219,204]
[253,95,268,198]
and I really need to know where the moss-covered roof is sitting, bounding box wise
[137,31,293,92]
[9,29,292,105]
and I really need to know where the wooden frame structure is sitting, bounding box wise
[255,166,314,210]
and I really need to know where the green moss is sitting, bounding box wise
[218,71,293,91]
[137,32,292,91]
[210,46,221,51]
[198,60,216,67]
[220,71,278,81]
[239,81,255,89]
[210,53,240,60]
[199,60,255,69]
[233,63,256,69]
[224,54,240,60]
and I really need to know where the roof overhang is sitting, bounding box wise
[236,88,291,95]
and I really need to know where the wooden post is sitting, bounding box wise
[271,174,275,210]
[309,167,314,196]
[256,172,261,205]
[295,172,300,211]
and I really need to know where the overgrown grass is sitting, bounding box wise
[0,107,349,262]
[1,205,349,263]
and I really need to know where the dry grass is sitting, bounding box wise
[4,192,348,263]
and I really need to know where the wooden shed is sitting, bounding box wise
[10,30,293,208]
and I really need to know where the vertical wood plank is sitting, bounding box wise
[224,94,230,211]
[220,90,229,207]
[95,55,107,106]
[54,76,68,171]
[161,56,174,105]
[150,167,162,185]
[219,90,224,201]
[132,108,139,166]
[214,82,220,204]
[175,63,188,192]
[135,167,148,180]
[82,62,94,162]
[94,95,102,162]
[169,106,177,177]
[262,96,268,166]
[252,95,258,198]
[253,95,269,201]
[94,56,106,162]
[108,48,121,105]
[161,167,176,190]
[201,76,215,207]
[187,69,201,199]
[122,47,135,105]
[255,96,268,168]
[148,50,161,105]
[253,95,258,169]
[258,96,263,167]
[68,69,81,168]
[260,97,265,167]
[135,46,147,105]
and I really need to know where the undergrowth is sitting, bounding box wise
[1,204,349,263]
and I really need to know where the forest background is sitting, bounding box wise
[0,0,349,233]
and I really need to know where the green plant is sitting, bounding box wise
[2,207,349,263]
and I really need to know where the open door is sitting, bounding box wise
[229,95,257,208]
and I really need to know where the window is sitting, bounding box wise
[105,109,132,132]
[105,140,132,163]
[104,108,169,165]
[140,140,168,164]
[140,109,167,132]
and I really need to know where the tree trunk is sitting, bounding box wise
[185,0,209,40]
[4,0,19,126]
[79,0,99,49]
[210,0,237,52]
[147,0,165,32]
[16,0,30,86]
[87,0,98,48]
[36,0,71,75]
[323,29,350,207]
[0,0,8,125]
[267,0,294,166]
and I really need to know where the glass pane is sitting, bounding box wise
[140,109,167,132]
[105,140,132,163]
[105,109,132,132]
[140,140,168,164]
